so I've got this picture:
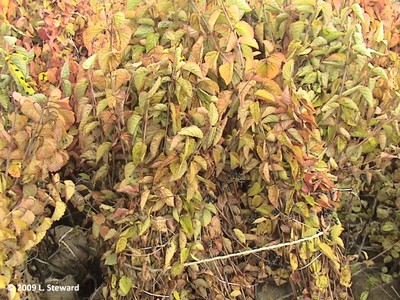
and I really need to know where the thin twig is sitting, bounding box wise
[181,232,324,269]
[132,285,170,298]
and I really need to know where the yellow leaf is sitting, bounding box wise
[139,216,151,235]
[230,290,241,297]
[160,186,174,207]
[118,276,132,296]
[316,274,329,291]
[116,236,127,253]
[219,61,234,85]
[239,36,258,49]
[318,242,339,269]
[165,239,177,268]
[234,21,254,37]
[64,180,75,201]
[38,71,48,82]
[330,224,344,248]
[182,62,202,77]
[6,53,35,95]
[204,51,219,74]
[178,125,203,138]
[8,160,22,178]
[289,253,298,270]
[255,89,274,101]
[340,264,352,287]
[52,201,66,221]
[12,217,27,235]
[34,218,52,246]
[233,228,246,244]
[0,274,11,289]
[140,190,150,210]
[208,9,221,31]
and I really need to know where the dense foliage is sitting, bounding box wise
[0,0,398,299]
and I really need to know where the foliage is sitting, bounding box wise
[0,0,399,299]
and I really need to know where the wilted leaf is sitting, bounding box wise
[160,186,174,207]
[268,185,279,208]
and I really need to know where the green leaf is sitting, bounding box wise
[248,182,261,196]
[202,209,212,227]
[61,60,70,80]
[289,21,305,40]
[249,101,260,123]
[4,36,17,46]
[282,59,294,82]
[360,291,369,300]
[180,215,193,237]
[178,125,203,138]
[134,25,154,37]
[104,253,117,265]
[132,141,147,166]
[171,262,185,277]
[239,36,258,49]
[371,67,388,80]
[139,216,151,235]
[146,32,159,52]
[127,114,142,137]
[180,248,190,263]
[359,86,373,107]
[353,44,372,58]
[351,3,365,23]
[119,276,132,296]
[340,98,359,111]
[226,0,251,12]
[381,222,396,232]
[61,79,72,97]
